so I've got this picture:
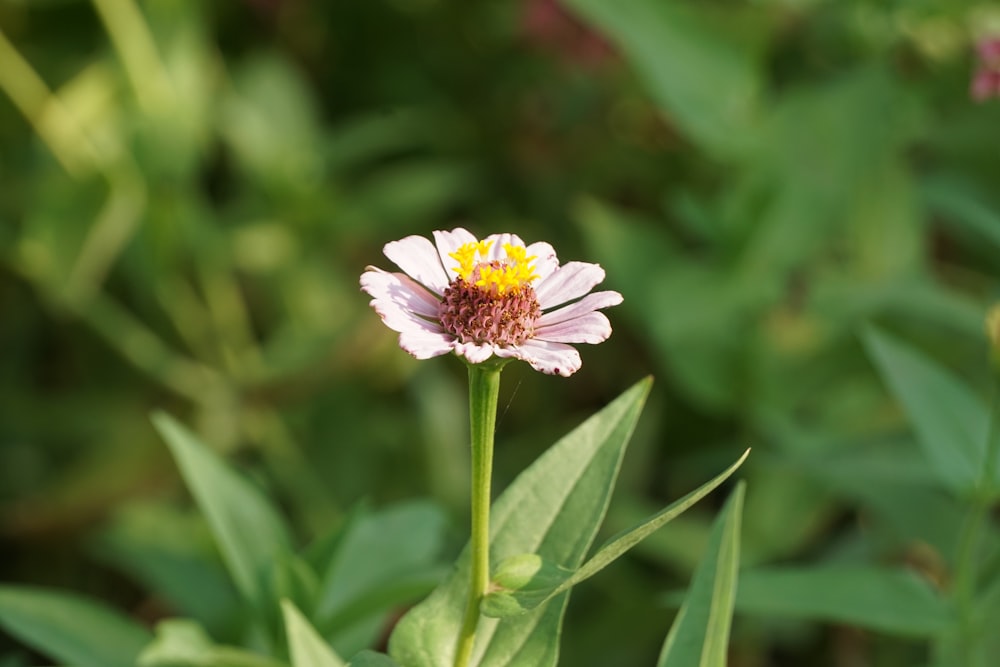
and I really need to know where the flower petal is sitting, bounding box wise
[360,267,441,320]
[398,329,455,360]
[536,290,623,327]
[384,235,450,294]
[525,241,559,281]
[509,339,582,377]
[454,341,496,364]
[433,228,479,279]
[367,296,443,335]
[535,312,612,344]
[361,272,445,335]
[535,261,607,308]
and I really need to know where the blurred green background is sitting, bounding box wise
[2,0,1000,665]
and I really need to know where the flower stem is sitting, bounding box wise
[951,371,1000,664]
[454,363,502,667]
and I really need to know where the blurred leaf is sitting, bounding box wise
[738,68,913,274]
[138,619,287,667]
[657,482,745,667]
[739,461,834,566]
[315,500,449,657]
[389,377,652,667]
[281,600,346,667]
[923,177,1000,255]
[346,651,401,667]
[342,159,476,230]
[577,199,768,409]
[565,0,764,159]
[152,412,294,609]
[324,109,441,174]
[735,566,951,637]
[482,450,749,618]
[221,53,323,191]
[0,585,151,667]
[95,501,242,638]
[271,555,321,623]
[862,326,993,495]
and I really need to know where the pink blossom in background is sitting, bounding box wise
[971,37,1000,102]
[519,0,614,67]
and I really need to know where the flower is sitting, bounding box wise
[971,37,1000,102]
[360,228,622,376]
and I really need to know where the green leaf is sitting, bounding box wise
[389,377,653,667]
[282,600,346,667]
[0,585,152,667]
[138,619,288,667]
[658,482,745,667]
[861,326,993,495]
[564,0,763,159]
[94,501,243,638]
[482,450,750,617]
[152,412,293,609]
[923,177,1000,255]
[346,651,401,667]
[270,554,321,626]
[576,199,768,411]
[735,566,951,637]
[315,500,448,657]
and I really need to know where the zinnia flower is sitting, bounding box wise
[360,228,622,376]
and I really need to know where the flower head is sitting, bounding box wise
[360,228,622,376]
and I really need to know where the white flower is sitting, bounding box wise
[360,228,622,376]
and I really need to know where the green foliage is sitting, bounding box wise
[3,0,1000,665]
[389,378,652,667]
[282,601,347,667]
[139,620,287,667]
[152,413,294,613]
[658,483,744,667]
[735,566,951,636]
[564,0,764,159]
[0,586,151,667]
[483,450,749,618]
[862,326,997,496]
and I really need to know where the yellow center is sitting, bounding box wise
[449,240,539,295]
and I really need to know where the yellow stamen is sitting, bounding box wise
[448,239,539,295]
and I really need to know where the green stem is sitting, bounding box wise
[951,372,1000,664]
[454,363,502,667]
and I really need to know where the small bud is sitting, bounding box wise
[482,553,573,618]
[489,553,568,593]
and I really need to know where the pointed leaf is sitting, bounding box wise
[152,412,293,609]
[564,0,763,159]
[658,482,745,667]
[483,450,749,617]
[0,585,151,667]
[389,377,653,667]
[138,618,287,667]
[282,600,346,667]
[862,326,993,494]
[315,500,448,656]
[735,566,950,637]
